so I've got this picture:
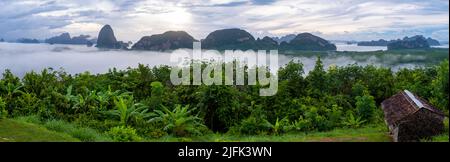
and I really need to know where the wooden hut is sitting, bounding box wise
[381,90,445,142]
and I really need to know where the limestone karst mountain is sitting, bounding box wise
[132,31,197,51]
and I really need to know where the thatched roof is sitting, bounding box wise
[381,90,444,126]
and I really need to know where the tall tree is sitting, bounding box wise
[306,56,328,98]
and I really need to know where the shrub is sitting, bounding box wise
[11,92,41,116]
[147,128,168,138]
[304,106,328,131]
[44,120,74,133]
[147,81,164,109]
[235,107,272,135]
[325,104,344,128]
[351,81,368,98]
[431,60,449,113]
[104,94,150,126]
[0,97,7,119]
[342,112,366,128]
[73,115,121,133]
[149,105,206,137]
[44,119,111,142]
[287,104,335,132]
[238,116,272,135]
[272,117,291,135]
[195,85,244,132]
[355,93,376,122]
[132,120,170,138]
[291,116,313,132]
[106,126,142,142]
[70,127,111,142]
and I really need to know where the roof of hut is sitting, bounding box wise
[381,90,444,126]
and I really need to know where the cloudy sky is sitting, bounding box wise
[0,0,448,43]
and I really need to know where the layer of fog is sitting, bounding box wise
[334,43,386,52]
[0,42,430,77]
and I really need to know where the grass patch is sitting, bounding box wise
[43,119,112,142]
[14,115,42,124]
[11,116,112,142]
[0,118,79,142]
[429,134,449,142]
[146,124,391,142]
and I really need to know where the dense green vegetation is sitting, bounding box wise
[0,53,448,142]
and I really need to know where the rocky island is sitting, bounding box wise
[201,28,258,50]
[357,39,394,46]
[280,33,337,51]
[16,38,40,44]
[132,31,197,51]
[45,33,95,46]
[201,29,336,51]
[387,35,431,50]
[358,36,440,48]
[88,25,337,51]
[96,25,129,49]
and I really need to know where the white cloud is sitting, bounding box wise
[0,0,448,42]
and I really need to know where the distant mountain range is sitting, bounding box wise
[7,24,445,51]
[357,39,394,46]
[131,27,336,51]
[357,37,440,47]
[45,33,96,46]
[16,38,40,44]
[387,35,432,50]
[88,25,335,51]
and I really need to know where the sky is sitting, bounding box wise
[0,0,448,43]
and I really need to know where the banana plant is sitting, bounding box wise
[4,82,24,98]
[149,105,205,137]
[64,85,97,114]
[103,94,150,126]
[272,117,290,135]
[96,86,121,111]
[342,113,366,128]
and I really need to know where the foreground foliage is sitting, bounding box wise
[0,54,448,141]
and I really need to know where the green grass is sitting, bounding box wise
[43,120,112,142]
[0,118,79,142]
[3,115,447,142]
[428,134,449,142]
[146,125,392,142]
[3,116,112,142]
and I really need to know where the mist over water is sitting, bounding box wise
[335,43,387,52]
[0,42,435,77]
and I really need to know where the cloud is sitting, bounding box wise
[0,0,448,42]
